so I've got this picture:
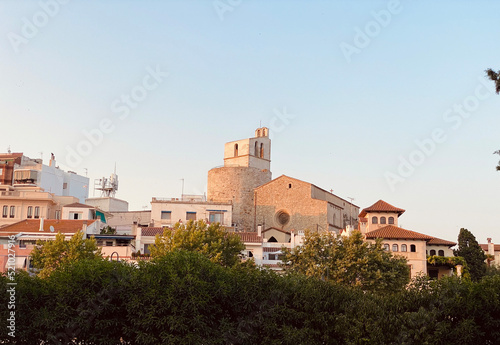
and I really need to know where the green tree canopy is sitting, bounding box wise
[281,230,410,292]
[30,230,102,278]
[150,220,245,267]
[453,228,487,281]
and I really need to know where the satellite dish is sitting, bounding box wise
[49,226,55,233]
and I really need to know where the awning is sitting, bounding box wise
[4,257,26,269]
[95,210,106,223]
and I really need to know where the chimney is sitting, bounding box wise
[488,238,495,257]
[82,220,88,234]
[39,217,44,231]
[49,153,55,167]
[257,224,262,237]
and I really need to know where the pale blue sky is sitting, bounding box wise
[1,1,500,244]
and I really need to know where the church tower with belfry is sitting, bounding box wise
[207,127,272,232]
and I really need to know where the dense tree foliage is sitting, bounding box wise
[2,251,500,344]
[454,228,487,281]
[150,220,245,267]
[281,230,410,292]
[30,230,102,278]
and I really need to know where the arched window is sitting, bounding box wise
[438,250,445,257]
[430,249,436,256]
[410,244,416,253]
[27,206,33,218]
[234,144,239,157]
[268,236,277,243]
[254,141,258,156]
[388,217,394,224]
[380,217,386,224]
[372,216,378,224]
[401,244,407,252]
[392,244,398,252]
[260,143,264,158]
[383,243,390,251]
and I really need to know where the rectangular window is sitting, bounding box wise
[97,240,103,246]
[55,210,61,220]
[27,206,33,218]
[3,205,9,218]
[268,254,276,260]
[105,241,113,247]
[63,182,68,190]
[161,211,171,220]
[69,212,81,220]
[186,212,196,221]
[0,168,3,175]
[34,206,40,219]
[19,240,26,249]
[9,206,15,218]
[209,212,223,224]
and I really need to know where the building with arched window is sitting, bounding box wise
[361,199,457,279]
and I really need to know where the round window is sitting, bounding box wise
[275,210,290,226]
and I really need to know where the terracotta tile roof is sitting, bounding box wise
[428,237,456,246]
[263,247,282,252]
[480,244,500,252]
[365,225,433,241]
[63,202,94,209]
[359,217,367,223]
[236,232,262,243]
[141,227,164,237]
[0,219,95,235]
[359,200,405,218]
[0,153,23,160]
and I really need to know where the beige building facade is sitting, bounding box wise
[360,200,457,279]
[150,197,232,228]
[0,187,78,227]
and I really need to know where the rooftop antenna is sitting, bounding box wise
[180,178,184,200]
[7,146,11,154]
[39,151,43,160]
[83,168,88,177]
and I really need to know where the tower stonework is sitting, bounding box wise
[207,127,272,231]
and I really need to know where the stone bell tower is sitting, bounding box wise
[207,127,272,232]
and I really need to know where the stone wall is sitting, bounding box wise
[254,176,329,233]
[207,166,271,232]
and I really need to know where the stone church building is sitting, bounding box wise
[207,127,358,235]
